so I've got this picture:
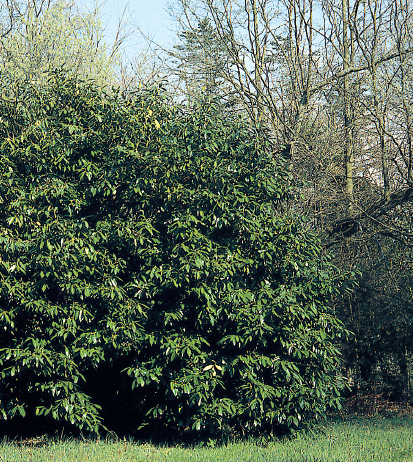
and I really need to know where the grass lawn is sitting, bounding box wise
[0,416,412,461]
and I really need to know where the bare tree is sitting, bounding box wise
[169,0,413,242]
[0,0,20,39]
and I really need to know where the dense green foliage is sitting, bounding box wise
[0,75,350,438]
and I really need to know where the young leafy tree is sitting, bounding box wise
[0,74,351,438]
[0,0,125,90]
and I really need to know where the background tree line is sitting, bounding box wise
[0,0,411,438]
[167,0,413,407]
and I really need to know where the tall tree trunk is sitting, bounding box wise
[370,0,390,203]
[342,0,354,216]
[281,0,313,172]
[252,0,263,124]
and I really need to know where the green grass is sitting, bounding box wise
[1,417,412,461]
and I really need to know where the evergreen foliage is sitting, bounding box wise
[0,75,350,438]
[172,18,234,105]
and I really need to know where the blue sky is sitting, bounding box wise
[97,0,175,56]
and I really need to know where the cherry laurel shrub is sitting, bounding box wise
[0,75,351,437]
